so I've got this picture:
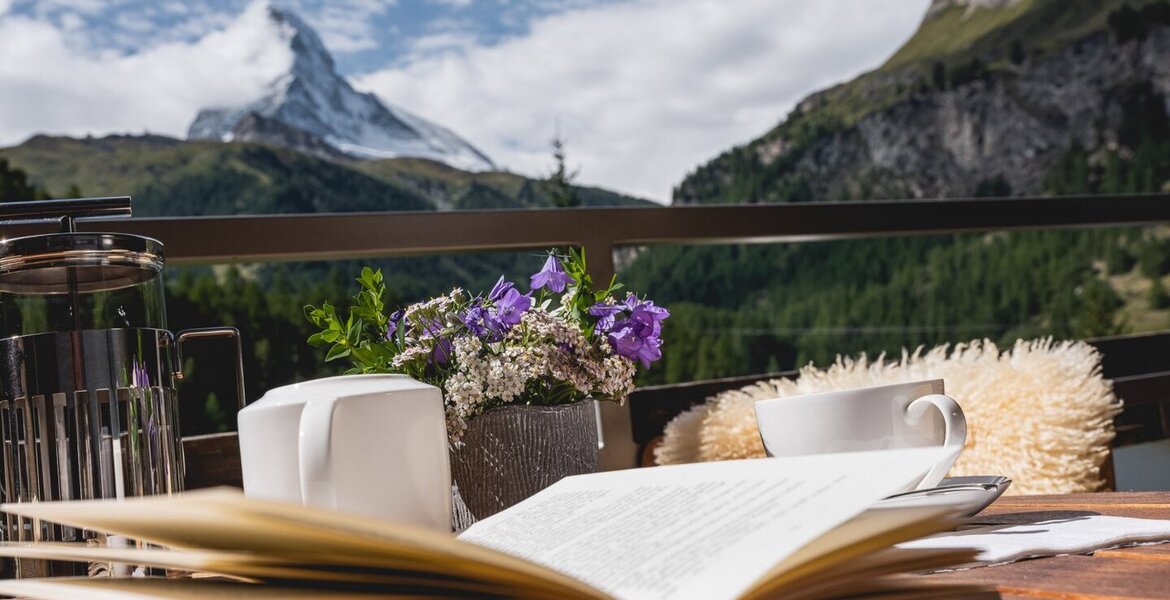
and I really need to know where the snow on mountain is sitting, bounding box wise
[187,5,494,171]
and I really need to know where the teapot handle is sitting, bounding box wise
[175,327,247,410]
[298,395,340,509]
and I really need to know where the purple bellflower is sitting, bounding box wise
[386,308,405,340]
[462,304,494,339]
[629,299,670,332]
[588,302,625,336]
[420,318,452,365]
[488,276,515,302]
[591,294,670,367]
[496,288,533,327]
[461,279,532,342]
[530,254,574,293]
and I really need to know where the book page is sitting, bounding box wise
[0,489,608,600]
[0,543,521,595]
[0,576,412,600]
[458,446,954,600]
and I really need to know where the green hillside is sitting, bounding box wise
[0,134,648,214]
[880,0,1154,72]
[355,158,646,209]
[2,135,432,215]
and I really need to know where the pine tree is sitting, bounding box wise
[546,130,580,208]
[1150,276,1170,309]
[1071,279,1122,338]
[0,159,43,202]
[1009,39,1026,65]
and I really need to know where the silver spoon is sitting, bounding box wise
[874,476,1012,516]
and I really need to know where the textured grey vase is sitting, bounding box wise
[450,401,599,530]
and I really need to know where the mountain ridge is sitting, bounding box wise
[187,5,494,171]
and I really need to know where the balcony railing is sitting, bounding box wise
[8,193,1170,285]
[6,193,1170,472]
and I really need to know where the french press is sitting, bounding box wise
[0,197,245,577]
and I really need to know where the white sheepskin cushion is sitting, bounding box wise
[653,339,1122,495]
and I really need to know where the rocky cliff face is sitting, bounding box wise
[674,2,1170,204]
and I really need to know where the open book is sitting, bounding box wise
[0,447,986,599]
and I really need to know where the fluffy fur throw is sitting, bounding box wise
[653,339,1122,495]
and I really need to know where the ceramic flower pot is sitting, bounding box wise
[450,401,599,529]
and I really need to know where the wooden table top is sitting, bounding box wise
[922,492,1170,599]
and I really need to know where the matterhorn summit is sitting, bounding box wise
[187,5,494,171]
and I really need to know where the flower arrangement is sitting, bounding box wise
[305,249,669,443]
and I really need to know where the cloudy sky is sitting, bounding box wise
[0,0,930,202]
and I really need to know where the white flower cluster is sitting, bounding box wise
[440,306,636,444]
[392,288,466,370]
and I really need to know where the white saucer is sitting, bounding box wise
[873,476,1012,517]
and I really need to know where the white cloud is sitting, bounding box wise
[284,0,396,54]
[355,0,930,202]
[0,1,292,144]
[408,30,479,56]
[428,0,474,8]
[58,12,83,30]
[0,0,11,18]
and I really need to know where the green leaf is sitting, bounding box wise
[303,305,325,326]
[325,345,351,362]
[346,320,362,346]
[367,343,396,362]
[350,346,376,366]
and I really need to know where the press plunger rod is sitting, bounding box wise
[0,197,132,230]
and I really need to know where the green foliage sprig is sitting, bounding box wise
[305,267,394,372]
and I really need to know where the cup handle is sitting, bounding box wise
[905,394,967,489]
[298,396,339,509]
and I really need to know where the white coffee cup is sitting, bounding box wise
[753,379,966,490]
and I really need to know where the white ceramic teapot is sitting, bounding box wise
[237,374,451,532]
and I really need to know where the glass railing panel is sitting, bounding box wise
[618,226,1168,387]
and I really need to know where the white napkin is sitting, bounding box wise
[897,515,1170,565]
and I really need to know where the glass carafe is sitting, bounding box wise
[0,198,244,578]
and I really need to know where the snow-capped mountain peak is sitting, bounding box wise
[187,4,494,171]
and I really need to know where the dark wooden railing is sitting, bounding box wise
[8,193,1170,287]
[9,193,1170,474]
